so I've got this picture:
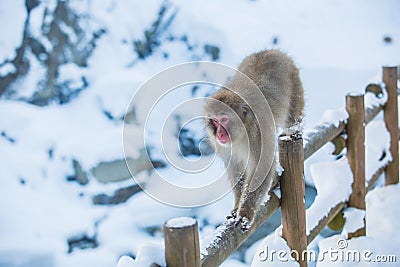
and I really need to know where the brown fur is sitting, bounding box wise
[204,50,304,228]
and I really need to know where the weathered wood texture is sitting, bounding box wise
[279,136,307,267]
[346,94,366,238]
[367,166,385,192]
[164,218,200,267]
[383,66,399,186]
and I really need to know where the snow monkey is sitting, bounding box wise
[204,50,304,229]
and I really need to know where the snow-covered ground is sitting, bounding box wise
[0,0,399,266]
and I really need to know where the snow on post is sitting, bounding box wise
[345,94,366,238]
[383,66,399,186]
[164,217,200,267]
[279,135,307,267]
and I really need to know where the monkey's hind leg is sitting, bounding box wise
[236,168,276,231]
[227,179,243,220]
[286,73,305,134]
[236,191,258,231]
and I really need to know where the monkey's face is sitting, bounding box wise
[210,114,230,144]
[204,97,248,147]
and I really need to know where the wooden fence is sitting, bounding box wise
[162,66,399,267]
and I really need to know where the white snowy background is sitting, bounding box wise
[0,0,399,266]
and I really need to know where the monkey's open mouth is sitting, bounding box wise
[217,127,229,144]
[209,119,230,144]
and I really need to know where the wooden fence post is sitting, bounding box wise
[383,66,399,186]
[346,94,366,238]
[164,217,200,267]
[279,135,307,267]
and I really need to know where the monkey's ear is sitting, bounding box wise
[241,104,249,116]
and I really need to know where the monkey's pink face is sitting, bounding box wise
[211,114,230,144]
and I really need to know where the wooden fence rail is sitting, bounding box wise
[163,66,399,267]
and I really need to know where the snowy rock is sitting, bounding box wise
[67,233,98,253]
[91,156,165,184]
[67,159,88,185]
[133,2,177,60]
[204,44,220,60]
[92,184,142,205]
[92,158,141,184]
[0,62,17,76]
[0,0,27,63]
[1,0,103,104]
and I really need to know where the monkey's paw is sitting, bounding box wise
[226,210,238,220]
[236,207,254,231]
[234,216,251,232]
[290,131,302,141]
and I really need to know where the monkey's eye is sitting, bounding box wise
[220,117,228,123]
[242,105,249,116]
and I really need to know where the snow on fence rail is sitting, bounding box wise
[161,66,399,267]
